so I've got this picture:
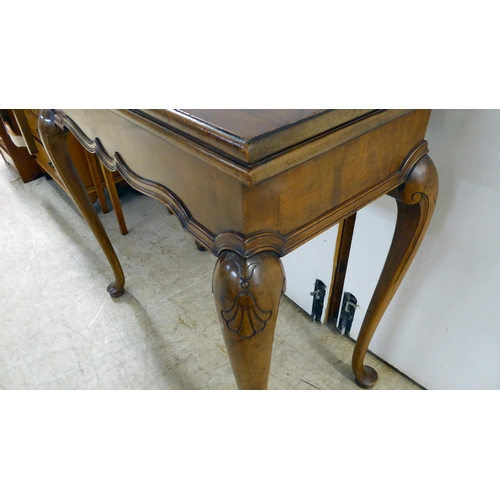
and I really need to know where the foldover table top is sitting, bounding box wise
[141,109,375,163]
[39,109,438,389]
[102,109,421,184]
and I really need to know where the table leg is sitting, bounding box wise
[213,251,286,389]
[38,109,125,298]
[100,158,129,235]
[352,154,438,388]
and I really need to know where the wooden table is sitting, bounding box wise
[38,109,438,389]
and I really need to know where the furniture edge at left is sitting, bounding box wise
[0,109,42,182]
[1,109,129,235]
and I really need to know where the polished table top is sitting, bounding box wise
[141,109,375,163]
[39,109,438,389]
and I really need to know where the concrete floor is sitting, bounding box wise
[0,159,420,390]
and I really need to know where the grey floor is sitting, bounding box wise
[0,159,420,390]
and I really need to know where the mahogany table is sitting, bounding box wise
[38,109,438,389]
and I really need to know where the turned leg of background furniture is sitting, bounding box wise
[99,158,129,236]
[213,251,286,389]
[85,149,110,214]
[38,109,125,298]
[352,154,438,389]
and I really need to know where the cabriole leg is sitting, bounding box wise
[213,251,286,389]
[352,154,438,388]
[38,109,125,298]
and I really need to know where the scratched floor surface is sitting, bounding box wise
[0,160,419,390]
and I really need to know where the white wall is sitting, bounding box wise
[343,110,500,389]
[282,225,338,323]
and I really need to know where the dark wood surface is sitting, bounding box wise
[143,109,375,163]
[39,109,438,390]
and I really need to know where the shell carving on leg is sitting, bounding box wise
[221,291,272,339]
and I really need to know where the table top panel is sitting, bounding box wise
[139,109,376,164]
[180,109,328,139]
